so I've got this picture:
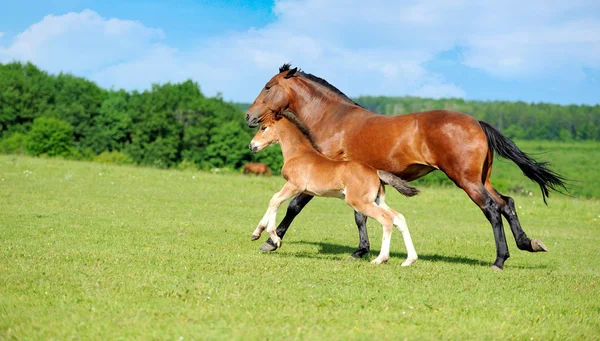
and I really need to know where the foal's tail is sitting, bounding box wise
[377,170,419,197]
[479,121,568,204]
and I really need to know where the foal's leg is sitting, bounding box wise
[252,182,300,248]
[261,195,372,257]
[260,193,314,251]
[484,182,548,253]
[377,192,418,266]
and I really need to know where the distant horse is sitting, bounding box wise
[245,63,568,270]
[242,162,272,177]
[249,111,420,265]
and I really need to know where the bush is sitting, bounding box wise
[26,117,75,157]
[176,159,199,170]
[92,151,133,165]
[0,133,27,154]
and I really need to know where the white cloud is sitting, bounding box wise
[0,9,164,75]
[1,2,599,102]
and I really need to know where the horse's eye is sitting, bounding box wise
[265,85,271,91]
[261,126,267,131]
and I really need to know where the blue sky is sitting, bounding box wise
[1,0,599,105]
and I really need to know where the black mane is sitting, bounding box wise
[279,63,292,73]
[281,111,322,153]
[277,63,362,107]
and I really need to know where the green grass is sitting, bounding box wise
[1,156,599,340]
[491,140,600,198]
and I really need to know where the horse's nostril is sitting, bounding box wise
[246,113,250,121]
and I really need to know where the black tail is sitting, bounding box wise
[377,170,420,197]
[479,121,568,204]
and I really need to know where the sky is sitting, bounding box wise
[1,0,599,105]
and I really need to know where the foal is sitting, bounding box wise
[249,112,420,265]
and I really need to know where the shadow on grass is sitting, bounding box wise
[279,240,549,269]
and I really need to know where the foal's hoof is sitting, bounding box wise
[401,258,418,267]
[531,239,548,252]
[251,234,260,241]
[260,242,278,252]
[491,265,503,271]
[370,257,388,265]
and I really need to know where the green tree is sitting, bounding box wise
[26,117,75,157]
[85,90,132,153]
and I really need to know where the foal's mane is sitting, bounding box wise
[281,110,323,153]
[279,63,362,108]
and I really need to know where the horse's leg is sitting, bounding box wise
[350,201,394,264]
[260,193,314,251]
[352,211,371,258]
[252,182,300,247]
[459,182,509,269]
[484,182,547,252]
[377,188,417,266]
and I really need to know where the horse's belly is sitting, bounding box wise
[304,189,345,199]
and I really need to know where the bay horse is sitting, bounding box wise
[243,162,272,176]
[249,111,420,265]
[245,63,568,270]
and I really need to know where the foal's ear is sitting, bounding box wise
[284,67,298,79]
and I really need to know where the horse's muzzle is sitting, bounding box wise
[246,113,260,128]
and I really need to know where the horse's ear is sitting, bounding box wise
[284,67,298,79]
[274,111,284,120]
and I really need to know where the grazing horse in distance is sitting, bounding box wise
[243,162,272,177]
[249,111,420,265]
[245,63,568,270]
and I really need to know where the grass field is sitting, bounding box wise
[1,155,599,340]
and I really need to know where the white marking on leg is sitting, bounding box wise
[371,225,392,264]
[264,197,282,247]
[255,182,299,248]
[393,214,418,266]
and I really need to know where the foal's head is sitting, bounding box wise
[249,115,280,154]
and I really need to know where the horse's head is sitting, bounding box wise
[246,63,298,128]
[249,114,280,153]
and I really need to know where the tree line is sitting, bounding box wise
[353,96,600,141]
[1,61,598,174]
[0,61,283,172]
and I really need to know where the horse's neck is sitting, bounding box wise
[288,79,368,131]
[276,120,319,162]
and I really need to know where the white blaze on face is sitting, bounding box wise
[250,140,262,152]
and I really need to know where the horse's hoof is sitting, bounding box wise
[351,249,369,259]
[251,235,260,241]
[531,239,548,252]
[491,265,503,271]
[260,242,278,252]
